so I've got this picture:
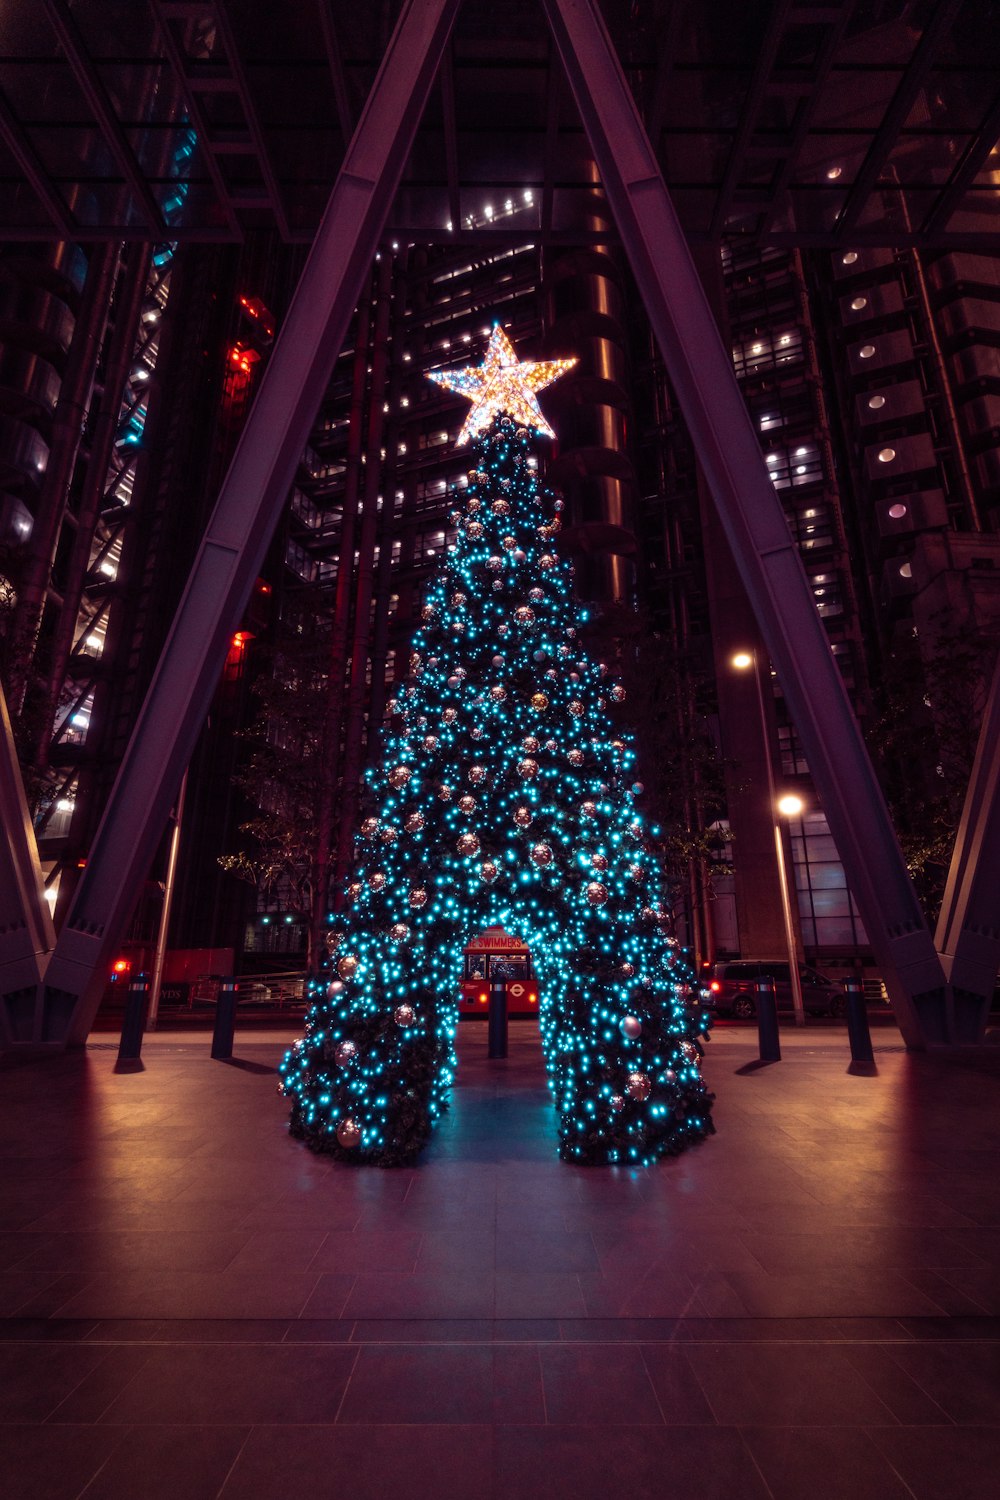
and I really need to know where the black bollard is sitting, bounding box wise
[118,974,151,1062]
[488,977,508,1059]
[844,977,875,1064]
[756,976,781,1062]
[211,977,239,1060]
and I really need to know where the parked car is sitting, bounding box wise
[706,960,845,1019]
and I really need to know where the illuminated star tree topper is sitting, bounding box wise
[427,323,577,444]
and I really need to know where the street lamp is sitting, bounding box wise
[732,650,806,1027]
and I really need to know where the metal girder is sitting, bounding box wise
[35,0,463,1049]
[149,0,243,241]
[318,0,356,146]
[210,0,292,240]
[835,0,965,239]
[754,4,854,244]
[0,89,74,240]
[43,0,165,234]
[0,684,56,1045]
[708,0,794,239]
[542,0,947,1048]
[935,649,1000,1042]
[921,91,1000,238]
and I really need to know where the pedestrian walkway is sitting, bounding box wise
[2,1021,999,1498]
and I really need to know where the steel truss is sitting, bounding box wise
[1,0,997,1053]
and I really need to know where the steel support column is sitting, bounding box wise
[0,684,55,1044]
[935,649,1000,1042]
[36,0,463,1049]
[542,0,947,1047]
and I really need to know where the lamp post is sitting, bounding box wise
[732,650,806,1027]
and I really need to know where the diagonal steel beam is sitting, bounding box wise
[149,0,243,241]
[542,0,947,1048]
[0,683,56,1044]
[921,92,1000,238]
[835,0,964,239]
[708,0,794,239]
[43,0,165,234]
[38,0,463,1049]
[935,647,1000,1042]
[0,88,74,240]
[211,0,292,240]
[318,0,357,146]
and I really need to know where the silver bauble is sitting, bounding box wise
[336,1118,361,1149]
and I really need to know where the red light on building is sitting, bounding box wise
[257,581,271,595]
[76,858,86,869]
[227,343,260,376]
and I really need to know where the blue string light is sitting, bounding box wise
[279,413,715,1165]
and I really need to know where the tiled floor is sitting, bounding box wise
[2,1020,1000,1497]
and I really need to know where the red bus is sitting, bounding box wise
[459,926,539,1018]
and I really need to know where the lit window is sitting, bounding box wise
[766,454,779,466]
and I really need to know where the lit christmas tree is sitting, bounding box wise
[279,326,714,1165]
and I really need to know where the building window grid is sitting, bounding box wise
[787,811,866,948]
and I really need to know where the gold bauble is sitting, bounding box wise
[404,811,425,833]
[530,693,549,712]
[457,832,480,857]
[517,758,539,779]
[408,887,428,908]
[514,806,533,827]
[515,606,535,626]
[479,861,499,883]
[458,795,476,813]
[336,1118,361,1148]
[390,922,410,943]
[585,881,609,906]
[337,955,359,980]
[388,766,412,789]
[360,818,379,839]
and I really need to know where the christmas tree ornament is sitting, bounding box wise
[610,685,626,702]
[324,930,345,951]
[279,340,714,1169]
[626,1071,651,1101]
[337,955,359,980]
[335,1040,357,1066]
[621,1016,642,1039]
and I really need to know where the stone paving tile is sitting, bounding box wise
[2,1027,1000,1498]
